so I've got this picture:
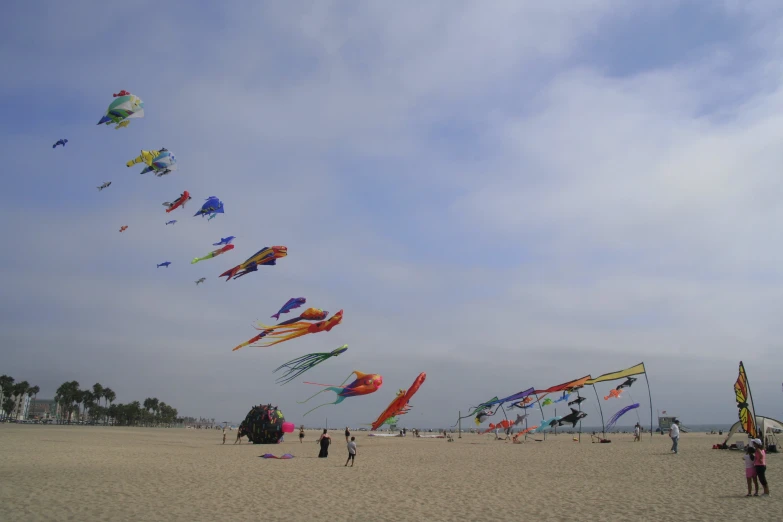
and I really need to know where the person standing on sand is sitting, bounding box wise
[345,436,357,467]
[234,427,244,444]
[744,445,759,496]
[753,439,770,496]
[222,430,227,445]
[318,429,331,458]
[633,423,641,442]
[299,425,305,443]
[345,426,350,442]
[669,420,680,454]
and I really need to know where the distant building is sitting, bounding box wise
[0,394,31,420]
[28,399,58,420]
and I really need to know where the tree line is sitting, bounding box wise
[1,375,182,427]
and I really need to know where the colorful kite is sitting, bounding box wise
[126,148,178,177]
[534,417,562,433]
[163,191,191,213]
[371,372,426,430]
[232,309,342,350]
[604,389,622,400]
[232,308,328,351]
[261,453,294,459]
[192,244,234,264]
[219,246,288,281]
[734,361,758,439]
[272,297,306,320]
[298,370,382,416]
[194,196,224,218]
[541,398,553,407]
[554,393,570,403]
[272,345,348,385]
[98,90,144,129]
[605,403,639,431]
[119,225,128,233]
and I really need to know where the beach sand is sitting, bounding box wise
[1,425,779,521]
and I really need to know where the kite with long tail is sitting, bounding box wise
[273,345,348,385]
[231,308,333,351]
[298,370,382,416]
[370,372,426,430]
[605,403,640,431]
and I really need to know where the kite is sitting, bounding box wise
[98,90,144,129]
[508,396,534,409]
[261,454,294,459]
[482,420,514,434]
[605,403,640,431]
[165,220,177,225]
[208,213,217,221]
[272,297,306,320]
[97,182,111,191]
[163,191,191,213]
[232,310,343,349]
[541,398,553,407]
[513,414,529,426]
[534,417,562,433]
[219,246,288,281]
[297,370,382,416]
[734,361,758,439]
[272,345,348,385]
[191,244,234,264]
[232,308,329,351]
[558,408,588,428]
[568,396,587,406]
[616,377,637,390]
[604,389,622,400]
[126,148,178,177]
[213,236,235,246]
[53,139,68,148]
[157,261,171,268]
[554,393,570,404]
[370,372,426,430]
[119,225,128,233]
[195,278,206,285]
[194,196,224,218]
[474,408,495,425]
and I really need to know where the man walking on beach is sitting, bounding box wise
[669,420,680,454]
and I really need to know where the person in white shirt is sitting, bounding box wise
[345,436,357,467]
[633,424,641,442]
[669,420,680,454]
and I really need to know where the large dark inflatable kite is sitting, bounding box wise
[239,404,294,444]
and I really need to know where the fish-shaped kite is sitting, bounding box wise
[558,408,588,428]
[370,372,426,430]
[166,220,177,225]
[272,345,348,385]
[53,139,68,148]
[232,309,343,350]
[195,278,206,285]
[298,369,383,416]
[604,389,622,400]
[191,244,234,264]
[568,396,587,406]
[213,236,235,246]
[232,308,329,351]
[616,377,637,390]
[157,261,171,268]
[163,191,191,213]
[97,182,112,191]
[98,90,144,129]
[554,393,570,404]
[119,225,128,233]
[272,297,306,320]
[219,246,288,281]
[541,398,553,407]
[533,417,562,433]
[127,148,177,177]
[194,196,224,219]
[513,414,529,426]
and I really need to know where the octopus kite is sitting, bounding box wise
[219,246,288,281]
[297,369,382,416]
[272,345,348,385]
[370,372,426,430]
[232,309,342,350]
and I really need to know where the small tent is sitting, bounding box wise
[723,416,783,449]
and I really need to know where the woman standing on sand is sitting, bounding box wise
[299,425,305,443]
[317,429,331,458]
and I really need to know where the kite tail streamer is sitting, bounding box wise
[606,403,640,431]
[301,391,345,416]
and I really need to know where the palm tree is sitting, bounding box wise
[12,381,29,420]
[80,390,94,423]
[26,386,39,420]
[0,375,14,420]
[92,383,104,408]
[103,388,116,425]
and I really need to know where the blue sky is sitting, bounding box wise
[2,1,782,427]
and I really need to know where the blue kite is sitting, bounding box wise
[53,139,68,148]
[165,220,177,226]
[194,196,224,218]
[212,236,235,246]
[157,262,171,268]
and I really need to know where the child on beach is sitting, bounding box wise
[753,439,769,496]
[345,436,357,467]
[744,445,759,496]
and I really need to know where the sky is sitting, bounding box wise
[1,1,782,428]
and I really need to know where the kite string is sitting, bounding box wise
[626,390,642,425]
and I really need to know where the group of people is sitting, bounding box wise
[744,439,770,497]
[316,427,357,466]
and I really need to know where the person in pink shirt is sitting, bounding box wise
[752,439,769,496]
[743,445,759,497]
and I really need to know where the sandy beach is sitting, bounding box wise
[0,425,779,521]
